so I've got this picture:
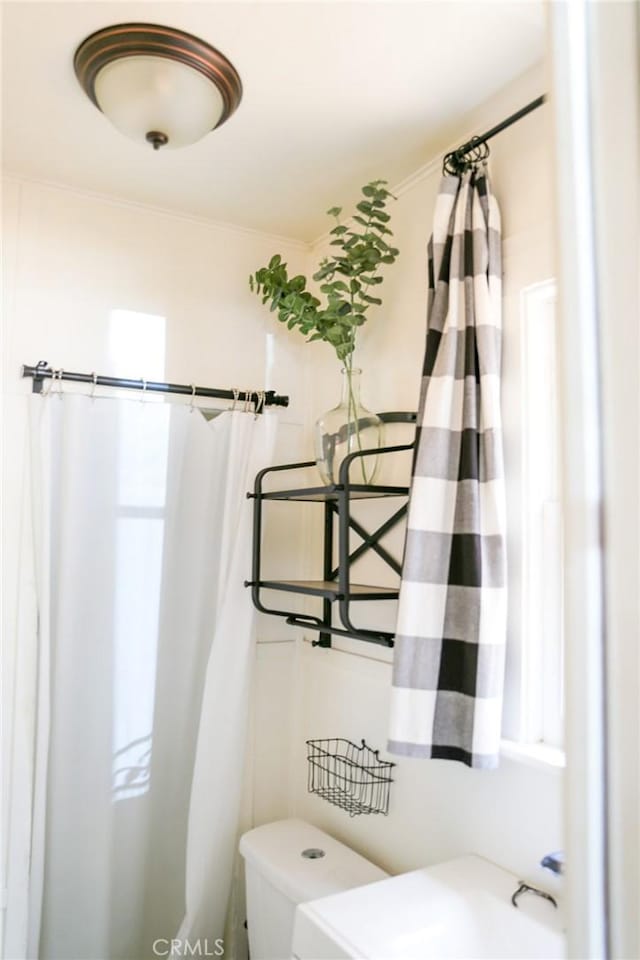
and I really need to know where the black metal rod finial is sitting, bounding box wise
[265,389,289,408]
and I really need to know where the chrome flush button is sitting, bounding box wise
[301,848,325,859]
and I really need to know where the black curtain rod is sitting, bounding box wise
[21,362,289,410]
[444,95,546,173]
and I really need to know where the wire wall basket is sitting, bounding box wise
[306,738,395,817]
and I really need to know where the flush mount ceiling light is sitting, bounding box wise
[74,23,242,150]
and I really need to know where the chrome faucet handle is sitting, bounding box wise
[540,851,565,876]
[512,882,558,909]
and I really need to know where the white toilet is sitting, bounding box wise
[239,818,387,960]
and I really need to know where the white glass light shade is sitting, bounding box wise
[94,55,225,149]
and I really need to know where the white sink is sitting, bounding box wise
[292,854,565,959]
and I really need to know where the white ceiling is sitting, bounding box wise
[1,1,545,241]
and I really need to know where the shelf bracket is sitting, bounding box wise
[286,616,394,649]
[330,502,408,579]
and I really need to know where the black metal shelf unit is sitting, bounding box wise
[245,412,416,648]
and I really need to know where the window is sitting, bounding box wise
[519,280,564,749]
[108,309,169,799]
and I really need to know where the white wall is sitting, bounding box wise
[278,64,565,890]
[550,4,640,956]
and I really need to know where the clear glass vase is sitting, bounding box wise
[314,368,384,486]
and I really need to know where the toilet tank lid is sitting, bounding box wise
[239,819,388,905]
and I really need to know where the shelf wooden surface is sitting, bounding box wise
[257,579,399,600]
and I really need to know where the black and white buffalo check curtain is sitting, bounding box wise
[389,167,506,770]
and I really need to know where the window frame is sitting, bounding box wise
[517,278,565,750]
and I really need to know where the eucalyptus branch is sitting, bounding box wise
[248,180,399,364]
[249,180,399,485]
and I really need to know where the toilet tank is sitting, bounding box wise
[239,819,387,960]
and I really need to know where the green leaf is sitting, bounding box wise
[327,206,342,218]
[336,342,354,360]
[313,264,335,281]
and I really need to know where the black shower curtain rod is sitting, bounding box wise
[444,95,546,171]
[21,362,290,410]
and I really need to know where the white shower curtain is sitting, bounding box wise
[21,393,275,959]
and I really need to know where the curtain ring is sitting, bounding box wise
[189,384,197,413]
[243,389,252,414]
[254,390,266,418]
[90,372,98,400]
[231,388,239,412]
[140,378,147,402]
[53,368,64,397]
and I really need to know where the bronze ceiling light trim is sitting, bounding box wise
[74,23,243,149]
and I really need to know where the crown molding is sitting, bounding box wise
[2,171,309,250]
